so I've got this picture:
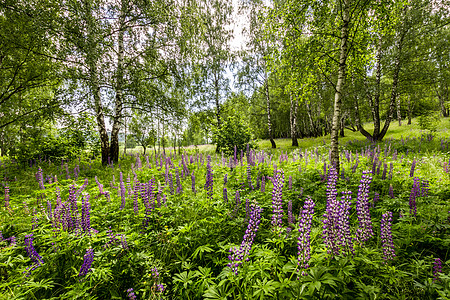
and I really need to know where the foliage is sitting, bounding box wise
[212,115,254,156]
[418,112,440,133]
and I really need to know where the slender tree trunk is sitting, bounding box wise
[110,3,125,163]
[407,95,412,125]
[290,93,299,146]
[214,70,221,129]
[90,62,109,165]
[264,68,276,148]
[329,0,350,173]
[397,97,402,126]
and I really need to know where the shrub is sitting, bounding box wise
[213,115,255,156]
[418,112,440,132]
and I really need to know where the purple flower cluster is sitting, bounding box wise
[410,159,416,177]
[247,165,253,190]
[270,170,285,230]
[191,171,196,193]
[287,200,294,227]
[228,203,263,275]
[380,211,395,262]
[37,167,45,190]
[409,177,420,217]
[297,197,315,276]
[126,288,137,300]
[79,248,94,277]
[133,180,140,215]
[322,175,354,258]
[355,171,374,246]
[4,185,9,208]
[24,234,44,275]
[175,168,182,194]
[223,187,228,203]
[204,155,213,199]
[433,258,442,282]
[119,172,126,210]
[151,267,165,293]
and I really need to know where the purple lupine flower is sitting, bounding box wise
[245,198,250,220]
[175,168,182,194]
[223,187,228,203]
[204,155,213,199]
[270,170,285,231]
[389,162,393,180]
[323,167,354,256]
[297,197,315,276]
[4,185,9,208]
[151,267,165,293]
[191,171,196,193]
[136,155,142,169]
[421,179,429,197]
[380,211,395,262]
[389,185,394,198]
[120,234,129,250]
[224,174,228,185]
[81,193,91,234]
[24,234,44,275]
[126,175,132,197]
[288,175,293,190]
[126,288,137,300]
[37,167,45,190]
[433,258,443,282]
[47,199,52,220]
[119,172,126,210]
[95,176,104,195]
[355,171,374,246]
[55,185,62,207]
[372,192,379,208]
[168,173,174,195]
[69,185,80,231]
[32,209,39,230]
[79,248,94,277]
[287,200,294,226]
[382,162,387,180]
[133,181,140,215]
[261,175,265,193]
[247,165,253,190]
[228,203,263,274]
[410,159,416,177]
[409,177,420,217]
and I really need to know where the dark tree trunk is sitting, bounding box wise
[110,1,125,163]
[290,93,299,147]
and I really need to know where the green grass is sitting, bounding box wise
[122,117,450,155]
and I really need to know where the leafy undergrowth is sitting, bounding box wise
[1,133,450,299]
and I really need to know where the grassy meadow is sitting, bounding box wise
[1,118,450,299]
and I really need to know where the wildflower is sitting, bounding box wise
[223,187,228,203]
[297,197,315,276]
[79,248,94,277]
[410,159,416,177]
[126,288,137,300]
[380,211,395,262]
[228,203,263,274]
[247,165,253,190]
[4,186,10,208]
[355,171,374,246]
[191,171,196,193]
[204,155,213,199]
[24,234,44,275]
[270,170,285,231]
[119,172,126,210]
[433,258,443,282]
